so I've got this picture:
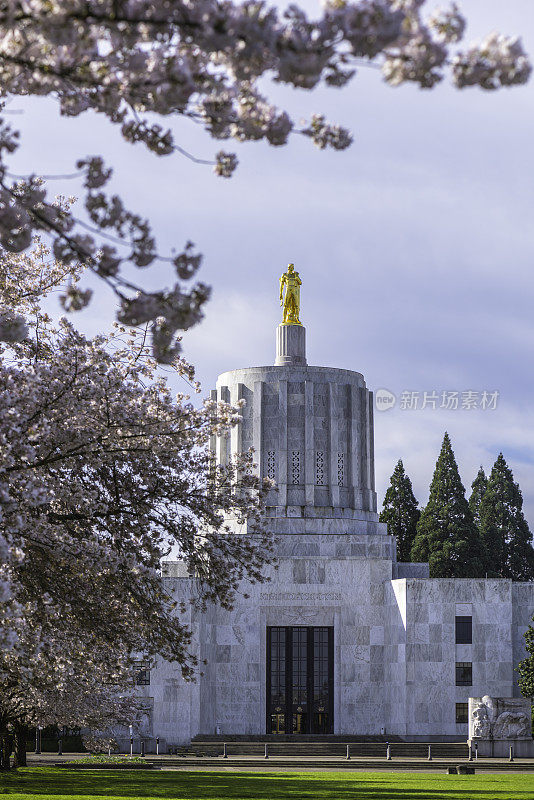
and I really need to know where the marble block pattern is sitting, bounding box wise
[145,558,534,745]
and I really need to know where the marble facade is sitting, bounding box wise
[138,323,534,746]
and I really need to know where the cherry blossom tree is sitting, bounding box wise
[0,1,530,360]
[0,243,273,768]
[0,625,141,768]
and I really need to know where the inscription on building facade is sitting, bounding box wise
[260,592,342,604]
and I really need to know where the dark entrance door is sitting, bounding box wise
[266,626,334,735]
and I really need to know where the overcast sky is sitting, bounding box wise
[12,1,534,525]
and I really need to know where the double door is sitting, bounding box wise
[267,626,333,735]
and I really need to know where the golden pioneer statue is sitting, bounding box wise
[279,263,302,325]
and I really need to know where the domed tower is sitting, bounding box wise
[155,265,435,744]
[210,263,386,539]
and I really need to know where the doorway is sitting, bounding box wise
[266,626,334,735]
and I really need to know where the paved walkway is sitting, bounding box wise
[24,753,534,773]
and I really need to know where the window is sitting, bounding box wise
[291,451,301,485]
[455,702,468,724]
[316,451,325,485]
[337,453,344,487]
[266,451,276,480]
[456,662,472,686]
[133,660,150,685]
[455,615,472,644]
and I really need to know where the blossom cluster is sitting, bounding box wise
[0,1,528,360]
[0,249,273,747]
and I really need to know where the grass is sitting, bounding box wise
[0,768,533,800]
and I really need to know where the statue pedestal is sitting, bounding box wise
[275,324,306,366]
[468,738,534,758]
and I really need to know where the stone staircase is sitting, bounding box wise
[189,736,468,759]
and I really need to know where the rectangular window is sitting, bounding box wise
[455,615,472,644]
[455,702,468,724]
[133,660,150,685]
[456,662,472,686]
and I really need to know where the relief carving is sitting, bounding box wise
[471,695,532,740]
[493,711,531,740]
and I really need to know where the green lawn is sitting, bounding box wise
[0,768,533,800]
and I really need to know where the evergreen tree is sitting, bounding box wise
[410,433,486,577]
[469,466,488,527]
[518,615,534,699]
[379,460,420,561]
[479,453,534,581]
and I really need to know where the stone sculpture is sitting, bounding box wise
[493,710,531,740]
[469,696,533,756]
[471,703,491,738]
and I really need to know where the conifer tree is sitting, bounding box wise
[469,466,488,527]
[518,616,534,699]
[379,460,420,562]
[410,433,487,577]
[479,454,534,581]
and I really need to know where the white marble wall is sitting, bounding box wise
[385,579,527,739]
[150,550,534,745]
[214,365,377,520]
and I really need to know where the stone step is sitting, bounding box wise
[190,741,468,758]
[191,734,403,742]
[146,756,534,772]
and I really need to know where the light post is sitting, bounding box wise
[34,727,42,755]
[58,725,66,756]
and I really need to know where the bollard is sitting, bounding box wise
[474,743,478,760]
[130,737,133,757]
[108,747,111,757]
[509,745,514,763]
[34,728,41,755]
[346,744,351,761]
[156,737,159,756]
[468,744,473,762]
[265,743,269,760]
[223,742,228,759]
[386,743,391,761]
[428,744,432,761]
[58,739,63,756]
[141,741,145,757]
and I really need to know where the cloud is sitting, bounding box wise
[8,2,534,529]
